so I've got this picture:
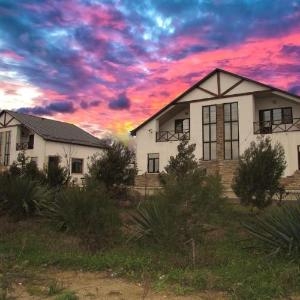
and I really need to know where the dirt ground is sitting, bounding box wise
[8,269,227,300]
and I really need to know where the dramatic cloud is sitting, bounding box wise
[109,93,131,110]
[0,0,300,137]
[18,101,76,116]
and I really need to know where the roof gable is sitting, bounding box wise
[131,68,300,135]
[0,110,106,149]
[178,69,270,103]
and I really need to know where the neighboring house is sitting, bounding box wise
[0,110,106,183]
[131,68,300,194]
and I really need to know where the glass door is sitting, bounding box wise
[259,110,272,134]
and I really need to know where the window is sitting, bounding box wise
[259,107,293,127]
[282,107,293,124]
[72,158,83,174]
[175,119,190,133]
[224,102,239,160]
[28,134,34,149]
[202,105,216,160]
[148,153,159,173]
[4,131,11,166]
[0,131,11,166]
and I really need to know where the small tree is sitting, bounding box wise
[46,156,70,188]
[164,139,199,179]
[233,137,286,209]
[130,139,225,258]
[8,151,46,182]
[87,140,137,198]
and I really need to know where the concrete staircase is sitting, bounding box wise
[134,161,240,197]
[217,160,239,191]
[134,173,162,196]
[281,171,300,191]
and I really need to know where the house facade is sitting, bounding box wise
[131,69,300,194]
[0,110,105,183]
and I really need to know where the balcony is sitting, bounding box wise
[16,142,34,151]
[156,131,190,142]
[254,118,300,134]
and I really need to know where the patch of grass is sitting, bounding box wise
[47,280,64,296]
[1,206,300,299]
[55,291,78,300]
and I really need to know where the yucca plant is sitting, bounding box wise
[0,173,50,220]
[243,203,300,256]
[129,195,180,247]
[39,185,121,247]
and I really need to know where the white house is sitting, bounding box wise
[0,110,106,183]
[131,68,300,194]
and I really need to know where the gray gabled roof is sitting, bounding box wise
[1,110,106,149]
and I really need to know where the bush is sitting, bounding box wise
[233,137,286,209]
[130,139,226,251]
[243,203,300,257]
[8,151,46,183]
[87,140,137,200]
[46,157,70,188]
[40,185,121,248]
[0,173,49,220]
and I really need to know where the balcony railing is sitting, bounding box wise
[156,131,190,142]
[254,118,300,134]
[16,142,34,151]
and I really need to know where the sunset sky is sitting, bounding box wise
[0,0,300,139]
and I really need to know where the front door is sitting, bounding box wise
[259,110,272,134]
[298,146,300,170]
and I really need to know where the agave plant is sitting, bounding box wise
[243,203,300,256]
[39,185,121,247]
[129,195,181,247]
[0,173,50,220]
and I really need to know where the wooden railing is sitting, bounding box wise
[16,142,34,151]
[253,118,300,134]
[156,131,190,142]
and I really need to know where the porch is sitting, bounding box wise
[253,92,300,135]
[16,125,35,151]
[155,103,190,142]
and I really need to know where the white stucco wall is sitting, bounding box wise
[44,141,103,181]
[135,119,182,175]
[136,95,255,174]
[136,94,300,177]
[135,70,300,178]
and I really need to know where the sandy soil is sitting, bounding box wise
[9,269,227,300]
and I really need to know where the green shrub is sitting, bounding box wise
[243,203,300,256]
[130,139,226,252]
[8,151,46,183]
[0,173,49,220]
[233,137,286,209]
[40,185,121,247]
[46,157,70,188]
[86,140,137,201]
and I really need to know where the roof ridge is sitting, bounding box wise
[5,109,75,126]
